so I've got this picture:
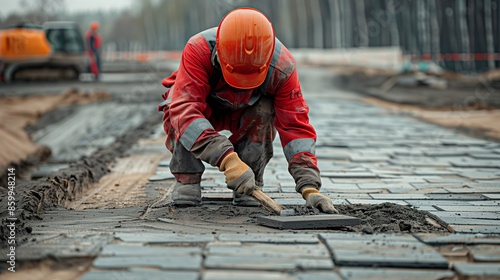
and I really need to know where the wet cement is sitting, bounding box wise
[148,202,447,234]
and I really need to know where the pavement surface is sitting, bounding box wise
[1,65,500,279]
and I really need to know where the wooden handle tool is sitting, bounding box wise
[250,189,284,215]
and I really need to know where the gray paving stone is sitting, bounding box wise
[449,225,500,234]
[257,214,360,229]
[148,174,175,181]
[158,158,171,167]
[454,263,500,277]
[207,244,330,258]
[218,233,318,244]
[370,193,429,200]
[93,255,202,270]
[405,200,472,207]
[101,244,202,256]
[204,255,333,271]
[424,194,487,200]
[115,233,215,243]
[338,267,454,280]
[424,176,468,183]
[428,211,500,220]
[321,171,378,178]
[320,233,448,269]
[203,270,293,280]
[468,245,500,262]
[450,159,500,168]
[415,233,500,245]
[295,272,342,280]
[81,269,199,280]
[485,194,500,199]
[347,199,409,206]
[434,205,500,212]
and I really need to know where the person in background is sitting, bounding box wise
[86,21,101,80]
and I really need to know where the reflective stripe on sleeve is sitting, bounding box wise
[179,118,215,151]
[283,138,316,162]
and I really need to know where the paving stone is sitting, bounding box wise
[101,244,202,256]
[320,233,448,269]
[148,173,175,181]
[338,267,454,280]
[370,193,429,200]
[321,171,378,178]
[415,233,500,245]
[218,233,318,244]
[448,225,500,234]
[203,270,293,280]
[257,214,360,229]
[468,244,500,261]
[428,211,500,220]
[424,194,487,200]
[158,158,171,167]
[485,194,500,199]
[81,269,199,280]
[115,233,215,243]
[405,200,472,207]
[295,272,342,280]
[93,255,202,270]
[204,255,333,271]
[454,263,500,277]
[434,205,500,212]
[440,217,500,226]
[450,159,500,168]
[357,183,412,189]
[347,199,409,206]
[207,244,330,258]
[424,176,468,183]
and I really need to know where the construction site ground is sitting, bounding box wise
[1,63,500,279]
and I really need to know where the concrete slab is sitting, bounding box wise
[469,245,500,262]
[81,269,199,280]
[148,174,175,181]
[321,233,448,269]
[93,255,202,270]
[115,233,215,243]
[203,270,293,280]
[338,267,455,280]
[218,233,318,244]
[204,255,334,271]
[256,214,360,229]
[101,244,202,256]
[454,263,500,277]
[207,244,330,258]
[415,233,500,245]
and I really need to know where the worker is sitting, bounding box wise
[86,21,101,80]
[158,8,338,214]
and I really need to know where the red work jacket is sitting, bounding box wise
[160,28,321,190]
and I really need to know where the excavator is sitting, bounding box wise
[0,22,88,82]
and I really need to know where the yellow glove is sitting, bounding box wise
[302,187,339,214]
[220,152,256,195]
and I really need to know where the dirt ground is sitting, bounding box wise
[0,89,110,186]
[364,97,500,140]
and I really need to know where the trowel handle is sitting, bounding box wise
[250,189,284,215]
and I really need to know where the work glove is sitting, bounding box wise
[301,186,339,214]
[220,152,256,195]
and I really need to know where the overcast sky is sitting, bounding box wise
[0,0,135,17]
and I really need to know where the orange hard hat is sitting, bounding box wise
[90,21,99,30]
[216,8,275,89]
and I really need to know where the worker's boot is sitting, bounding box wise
[172,181,202,206]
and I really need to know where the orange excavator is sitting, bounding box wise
[0,22,88,82]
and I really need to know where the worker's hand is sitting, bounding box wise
[301,187,339,214]
[220,152,256,195]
